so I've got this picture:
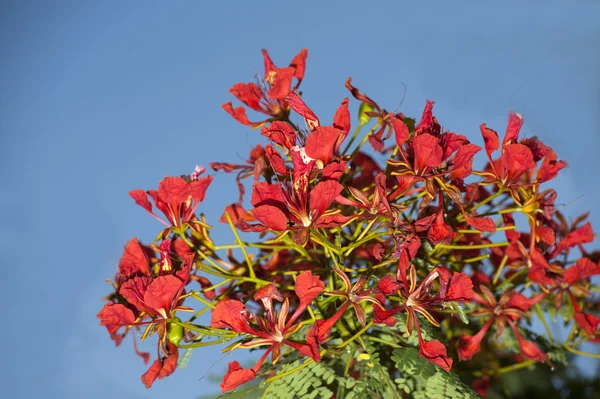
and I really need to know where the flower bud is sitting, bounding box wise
[358,102,375,126]
[167,318,184,345]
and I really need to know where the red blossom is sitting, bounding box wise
[223,49,308,127]
[130,174,213,235]
[210,271,324,391]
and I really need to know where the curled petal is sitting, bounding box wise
[289,48,308,83]
[287,92,320,130]
[310,180,343,218]
[305,126,341,166]
[333,98,351,144]
[458,319,493,361]
[418,339,453,372]
[294,271,325,309]
[464,213,496,233]
[378,274,399,296]
[97,303,135,335]
[503,111,524,144]
[574,312,600,337]
[220,361,256,393]
[480,124,499,157]
[267,67,295,100]
[392,114,410,147]
[252,205,288,231]
[210,300,253,334]
[564,257,600,284]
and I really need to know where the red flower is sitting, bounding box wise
[478,112,566,192]
[210,271,325,392]
[344,78,406,152]
[458,287,546,362]
[223,49,308,127]
[374,265,473,370]
[238,179,353,245]
[129,171,213,237]
[335,172,393,220]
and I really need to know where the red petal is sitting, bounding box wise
[222,102,257,126]
[119,276,153,313]
[251,182,286,207]
[444,272,474,302]
[190,175,213,202]
[392,114,410,147]
[552,222,595,257]
[230,82,264,111]
[412,133,443,172]
[267,67,295,100]
[321,160,347,181]
[427,212,453,245]
[449,144,481,180]
[261,121,296,150]
[262,49,276,76]
[287,92,320,130]
[464,214,496,233]
[502,143,535,181]
[289,49,308,83]
[378,274,399,295]
[418,339,453,372]
[564,257,600,284]
[141,360,162,389]
[220,203,254,224]
[143,275,184,314]
[314,213,355,228]
[536,226,555,246]
[294,271,325,310]
[503,111,524,144]
[252,205,288,231]
[305,126,340,166]
[299,327,321,362]
[117,238,152,280]
[333,98,351,141]
[220,361,256,393]
[309,180,343,218]
[158,177,190,206]
[97,303,135,334]
[254,283,284,302]
[458,319,493,361]
[480,124,499,157]
[458,335,482,362]
[264,145,288,175]
[210,300,253,334]
[574,312,600,336]
[507,292,545,312]
[415,100,434,134]
[129,190,153,213]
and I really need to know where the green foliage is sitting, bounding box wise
[392,348,480,399]
[261,361,334,399]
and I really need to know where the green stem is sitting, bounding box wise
[492,255,508,285]
[496,268,526,290]
[369,336,402,349]
[438,242,509,251]
[564,346,600,359]
[224,212,256,280]
[473,359,535,377]
[535,302,554,344]
[336,321,373,349]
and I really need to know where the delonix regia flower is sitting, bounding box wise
[97,48,600,397]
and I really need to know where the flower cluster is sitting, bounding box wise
[98,49,599,396]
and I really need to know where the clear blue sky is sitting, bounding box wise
[2,1,599,398]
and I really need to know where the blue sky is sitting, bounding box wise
[2,1,599,398]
